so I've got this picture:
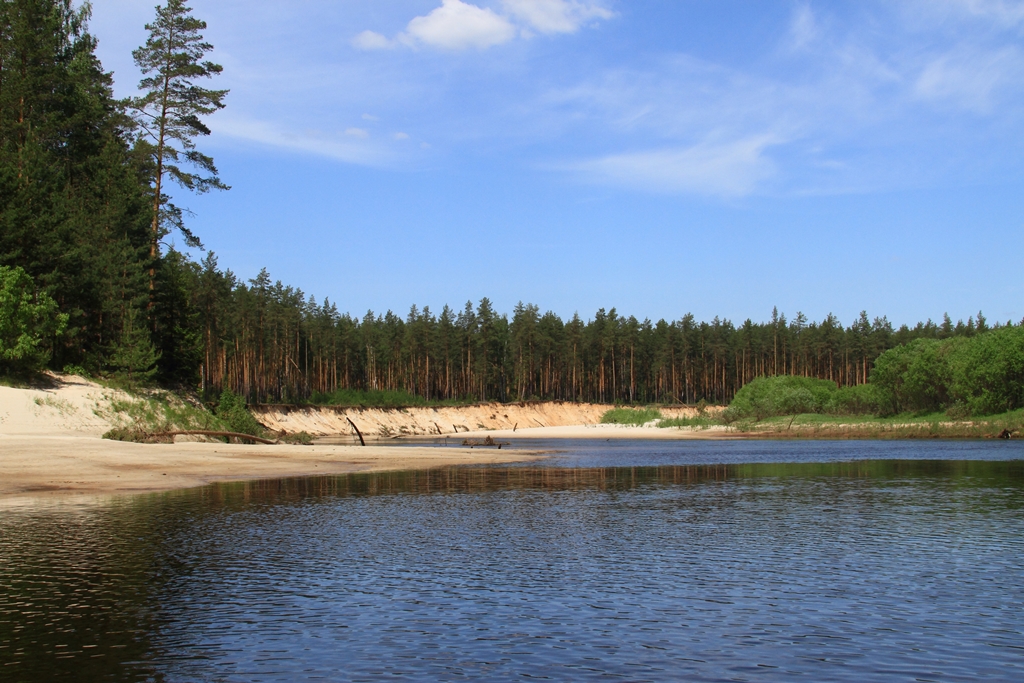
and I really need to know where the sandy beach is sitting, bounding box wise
[419,423,735,441]
[0,434,539,501]
[0,374,731,501]
[0,375,542,500]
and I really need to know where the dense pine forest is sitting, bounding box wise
[1,0,1018,407]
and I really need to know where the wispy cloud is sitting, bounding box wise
[914,46,1023,112]
[502,0,613,35]
[568,136,780,196]
[935,0,1024,27]
[213,115,404,167]
[787,4,819,51]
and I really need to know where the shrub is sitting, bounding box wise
[600,407,664,425]
[826,384,883,416]
[0,266,68,375]
[216,389,267,437]
[729,376,838,420]
[280,431,313,445]
[945,326,1024,416]
[870,328,1024,417]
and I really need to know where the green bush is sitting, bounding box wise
[729,376,838,420]
[869,328,1024,417]
[870,338,951,415]
[216,389,267,437]
[826,383,883,415]
[0,266,68,375]
[600,407,664,425]
[281,431,313,445]
[945,326,1024,416]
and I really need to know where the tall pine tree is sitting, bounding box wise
[129,0,228,296]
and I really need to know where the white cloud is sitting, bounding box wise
[394,132,410,140]
[403,0,516,50]
[355,0,613,52]
[502,0,613,34]
[345,127,370,138]
[915,46,1023,112]
[362,113,380,121]
[352,30,393,50]
[569,136,780,197]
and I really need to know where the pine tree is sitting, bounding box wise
[109,303,159,389]
[1,0,152,371]
[129,0,228,295]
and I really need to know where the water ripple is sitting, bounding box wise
[1,450,1023,681]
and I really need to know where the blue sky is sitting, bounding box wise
[89,1,1024,326]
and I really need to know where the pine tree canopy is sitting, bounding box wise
[129,0,228,253]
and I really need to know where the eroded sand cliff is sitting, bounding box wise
[252,402,703,439]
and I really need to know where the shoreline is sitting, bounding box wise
[0,435,543,502]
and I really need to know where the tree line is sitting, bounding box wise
[1,1,1014,405]
[158,251,1012,406]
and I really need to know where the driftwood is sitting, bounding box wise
[153,430,278,445]
[461,436,510,449]
[347,417,366,446]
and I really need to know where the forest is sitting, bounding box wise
[2,0,1020,409]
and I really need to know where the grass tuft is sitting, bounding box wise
[601,407,664,426]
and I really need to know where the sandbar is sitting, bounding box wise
[0,435,541,501]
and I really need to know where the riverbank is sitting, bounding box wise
[253,401,704,440]
[0,435,540,501]
[0,374,542,500]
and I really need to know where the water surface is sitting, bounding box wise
[1,440,1022,681]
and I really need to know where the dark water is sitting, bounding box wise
[2,441,1023,682]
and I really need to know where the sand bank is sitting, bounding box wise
[254,401,705,439]
[0,435,540,500]
[401,423,738,442]
[0,374,541,500]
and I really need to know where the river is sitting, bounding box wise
[1,440,1022,681]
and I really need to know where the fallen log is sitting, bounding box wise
[461,436,510,449]
[153,430,278,445]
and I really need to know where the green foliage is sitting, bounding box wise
[871,328,1024,417]
[129,0,228,251]
[945,326,1024,416]
[153,249,203,385]
[101,391,224,441]
[729,376,838,420]
[870,339,950,415]
[0,266,68,374]
[658,415,718,429]
[600,407,663,425]
[215,389,266,437]
[1,0,153,374]
[280,431,313,445]
[826,384,883,416]
[308,387,474,408]
[108,305,159,390]
[62,364,89,378]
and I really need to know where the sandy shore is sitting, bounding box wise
[437,424,736,441]
[0,374,725,502]
[0,434,541,501]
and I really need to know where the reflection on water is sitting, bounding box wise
[2,451,1023,681]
